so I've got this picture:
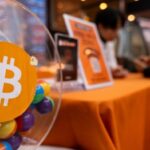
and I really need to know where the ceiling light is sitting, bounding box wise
[134,0,139,2]
[81,0,86,2]
[99,2,108,10]
[128,14,136,22]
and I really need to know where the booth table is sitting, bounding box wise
[44,74,150,150]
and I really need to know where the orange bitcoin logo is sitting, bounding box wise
[0,42,37,122]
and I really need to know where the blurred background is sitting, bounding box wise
[17,0,150,71]
[18,0,150,47]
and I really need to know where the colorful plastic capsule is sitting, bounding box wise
[1,142,12,150]
[0,120,17,140]
[16,111,34,132]
[29,104,35,110]
[0,143,3,149]
[32,85,44,104]
[40,82,51,96]
[7,133,22,150]
[36,97,54,114]
[38,79,45,83]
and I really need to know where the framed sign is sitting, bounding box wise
[63,14,113,89]
[55,33,78,82]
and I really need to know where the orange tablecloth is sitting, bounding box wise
[44,74,150,150]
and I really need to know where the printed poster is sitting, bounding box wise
[64,14,113,89]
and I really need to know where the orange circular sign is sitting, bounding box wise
[0,42,37,122]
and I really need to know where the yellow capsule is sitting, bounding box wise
[0,120,17,139]
[40,82,51,96]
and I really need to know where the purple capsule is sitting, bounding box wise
[22,111,34,131]
[16,111,34,132]
[36,97,54,114]
[7,133,22,150]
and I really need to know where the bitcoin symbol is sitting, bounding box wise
[0,56,22,107]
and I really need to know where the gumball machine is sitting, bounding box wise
[0,0,62,150]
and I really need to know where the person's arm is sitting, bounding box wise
[106,41,128,78]
[134,56,150,78]
[105,42,118,69]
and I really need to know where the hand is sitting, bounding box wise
[111,66,128,78]
[133,58,147,72]
[139,56,150,66]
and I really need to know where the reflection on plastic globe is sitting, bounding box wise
[0,0,61,149]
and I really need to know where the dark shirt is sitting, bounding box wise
[143,67,150,78]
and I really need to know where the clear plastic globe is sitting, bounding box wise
[0,0,62,149]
